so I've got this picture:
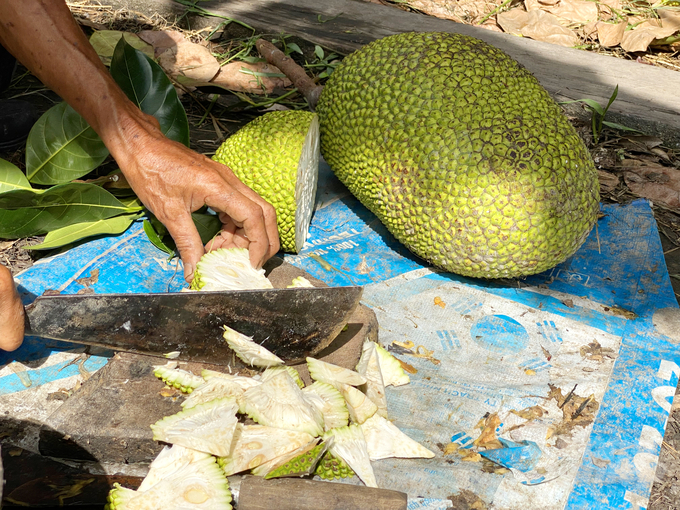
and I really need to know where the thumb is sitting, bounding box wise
[163,214,206,283]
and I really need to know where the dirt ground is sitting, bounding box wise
[1,1,680,508]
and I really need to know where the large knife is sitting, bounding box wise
[24,287,363,366]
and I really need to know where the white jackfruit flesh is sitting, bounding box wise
[307,357,366,387]
[322,424,377,488]
[218,423,315,476]
[223,325,284,368]
[355,340,388,418]
[137,445,213,492]
[242,371,324,436]
[201,369,262,390]
[287,276,315,288]
[151,398,239,457]
[190,247,273,291]
[251,438,322,477]
[106,456,232,509]
[182,378,246,412]
[375,343,410,387]
[361,414,435,460]
[260,365,305,389]
[302,381,349,431]
[338,383,378,424]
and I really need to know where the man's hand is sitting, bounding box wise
[0,1,281,282]
[107,109,280,281]
[0,265,25,351]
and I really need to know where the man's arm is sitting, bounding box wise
[0,1,280,280]
[0,265,24,351]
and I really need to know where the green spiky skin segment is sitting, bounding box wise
[154,366,205,394]
[314,452,355,480]
[264,442,327,479]
[213,110,319,253]
[316,32,600,279]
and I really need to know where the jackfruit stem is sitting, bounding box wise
[256,39,324,110]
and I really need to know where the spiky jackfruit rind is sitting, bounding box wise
[150,398,239,457]
[242,371,324,436]
[223,325,285,368]
[213,110,320,253]
[316,32,600,279]
[314,452,355,480]
[153,366,205,394]
[189,248,273,291]
[263,441,327,479]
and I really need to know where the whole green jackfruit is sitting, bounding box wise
[213,110,320,253]
[316,32,600,279]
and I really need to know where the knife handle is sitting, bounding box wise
[237,476,407,510]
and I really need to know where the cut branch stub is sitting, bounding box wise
[255,39,324,110]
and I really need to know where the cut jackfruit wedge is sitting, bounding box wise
[182,378,246,412]
[322,424,377,488]
[242,371,324,436]
[302,381,349,431]
[375,343,410,387]
[254,438,323,478]
[201,369,262,390]
[151,398,239,457]
[189,247,273,291]
[307,357,366,387]
[218,423,315,476]
[314,451,355,480]
[260,365,304,389]
[287,276,314,288]
[223,325,284,368]
[153,366,205,394]
[137,445,213,492]
[355,340,388,418]
[361,414,436,461]
[212,111,320,254]
[107,456,232,510]
[338,383,378,424]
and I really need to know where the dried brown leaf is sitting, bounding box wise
[137,30,186,58]
[157,41,220,83]
[407,0,499,22]
[525,0,599,24]
[621,18,679,52]
[596,20,628,47]
[623,160,680,209]
[520,9,581,45]
[598,170,621,192]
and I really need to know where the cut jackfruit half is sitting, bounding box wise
[322,424,377,488]
[213,110,320,253]
[361,414,435,461]
[189,247,273,291]
[153,365,205,394]
[107,456,232,510]
[151,398,239,457]
[223,325,284,368]
[302,381,349,431]
[307,357,366,387]
[218,423,315,476]
[242,371,324,436]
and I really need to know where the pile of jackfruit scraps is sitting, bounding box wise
[104,248,435,510]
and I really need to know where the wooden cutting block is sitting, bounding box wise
[38,259,378,464]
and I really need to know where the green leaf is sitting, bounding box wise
[25,102,110,185]
[314,45,325,60]
[286,42,303,55]
[143,218,175,255]
[89,30,154,65]
[192,212,221,245]
[110,37,190,147]
[26,212,143,250]
[0,159,32,192]
[0,183,142,238]
[602,121,641,133]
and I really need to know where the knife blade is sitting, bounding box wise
[24,287,362,366]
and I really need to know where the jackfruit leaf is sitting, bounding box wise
[192,212,222,245]
[25,101,109,185]
[26,212,143,251]
[0,183,142,239]
[0,159,32,192]
[143,218,175,255]
[110,37,190,147]
[89,30,154,65]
